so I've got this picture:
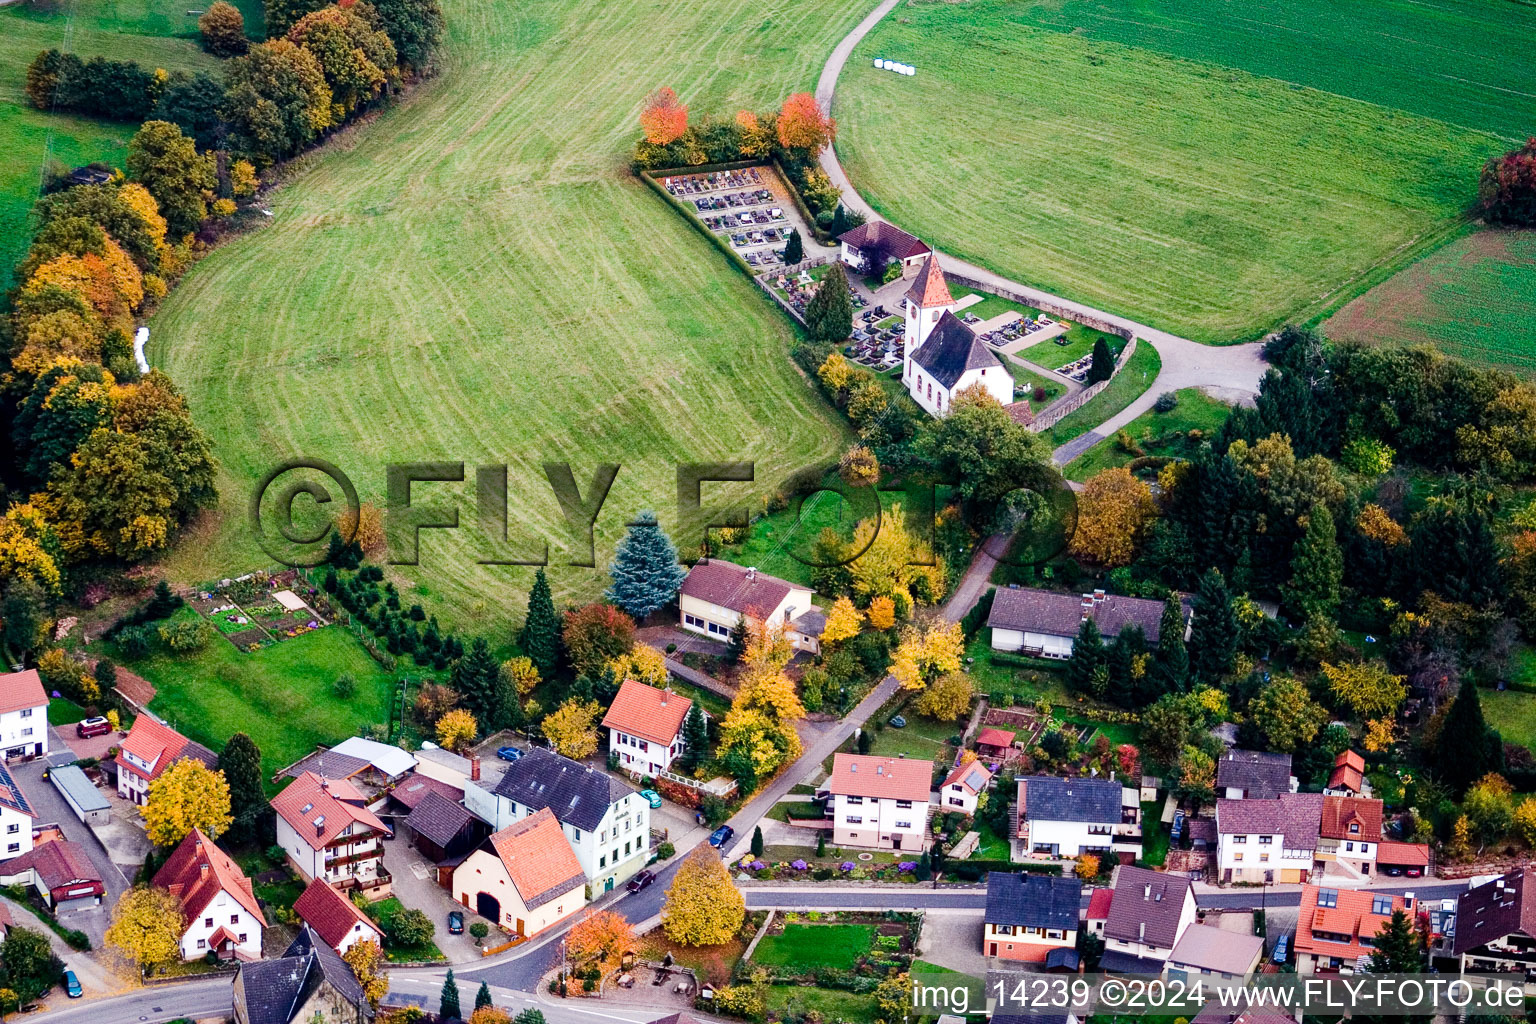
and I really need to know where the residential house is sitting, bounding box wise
[940,760,992,814]
[1085,888,1113,938]
[824,753,933,852]
[1166,923,1264,981]
[115,715,217,806]
[271,772,392,896]
[293,878,384,955]
[1215,793,1323,885]
[325,737,418,785]
[1101,866,1197,972]
[1216,750,1294,800]
[406,790,487,871]
[153,828,265,962]
[0,670,47,760]
[380,772,463,822]
[900,256,1013,416]
[1190,1007,1298,1024]
[0,840,103,907]
[0,764,35,858]
[836,220,930,277]
[1294,885,1412,973]
[988,588,1188,660]
[786,607,826,655]
[1016,776,1140,859]
[1317,796,1383,880]
[1324,750,1369,797]
[233,926,373,1024]
[464,746,651,892]
[602,680,694,778]
[975,728,1016,760]
[1454,868,1536,977]
[982,871,1080,962]
[678,559,815,644]
[452,808,587,938]
[278,748,371,785]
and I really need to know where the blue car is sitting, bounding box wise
[708,825,735,848]
[639,789,662,809]
[63,970,82,998]
[1272,933,1290,965]
[496,746,522,763]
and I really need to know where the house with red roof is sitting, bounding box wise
[824,753,933,851]
[0,839,103,906]
[900,256,1014,416]
[1085,887,1113,938]
[1324,750,1369,798]
[976,727,1016,759]
[1317,795,1384,880]
[678,560,815,648]
[0,669,49,760]
[153,828,266,961]
[115,714,217,806]
[271,772,392,897]
[602,680,694,778]
[836,220,931,278]
[293,878,383,955]
[1293,884,1412,974]
[452,808,586,938]
[940,759,993,815]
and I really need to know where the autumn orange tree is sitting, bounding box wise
[640,87,688,145]
[776,92,834,154]
[662,845,745,946]
[566,909,634,976]
[1068,466,1156,567]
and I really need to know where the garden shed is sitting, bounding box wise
[50,765,110,826]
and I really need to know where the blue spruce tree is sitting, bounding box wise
[606,510,687,621]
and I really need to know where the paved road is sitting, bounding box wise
[25,977,235,1024]
[812,0,1268,466]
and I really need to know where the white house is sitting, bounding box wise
[1101,865,1197,972]
[115,714,217,806]
[1016,775,1140,859]
[0,670,48,760]
[678,559,814,645]
[836,220,931,277]
[0,765,36,859]
[601,680,694,778]
[1215,793,1323,885]
[824,753,932,852]
[293,878,384,955]
[988,587,1188,660]
[940,759,992,815]
[901,256,1013,417]
[1317,795,1383,880]
[451,808,587,939]
[271,772,392,897]
[152,828,265,962]
[464,747,650,893]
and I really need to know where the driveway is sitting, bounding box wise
[2,894,128,1005]
[380,837,492,962]
[916,909,988,976]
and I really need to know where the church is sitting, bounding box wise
[902,255,1014,416]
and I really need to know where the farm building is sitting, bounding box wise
[50,765,109,826]
[836,220,930,276]
[452,809,586,939]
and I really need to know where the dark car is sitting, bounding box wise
[496,746,522,763]
[627,869,656,893]
[76,717,112,738]
[708,825,735,848]
[1383,865,1404,877]
[63,970,82,998]
[447,911,464,935]
[1271,933,1289,965]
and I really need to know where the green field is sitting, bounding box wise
[1064,387,1232,482]
[91,606,398,779]
[1045,341,1161,446]
[752,923,875,972]
[1327,230,1536,375]
[147,0,873,632]
[717,488,901,590]
[0,0,223,278]
[765,984,876,1022]
[835,0,1522,342]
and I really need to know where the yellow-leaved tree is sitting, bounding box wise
[501,656,540,696]
[912,672,974,722]
[436,708,477,752]
[1322,660,1407,720]
[544,698,602,759]
[142,758,231,846]
[566,909,635,976]
[343,939,389,1006]
[1068,467,1156,567]
[607,643,668,686]
[847,504,944,609]
[866,595,896,631]
[820,596,862,648]
[661,845,745,946]
[105,886,183,971]
[889,620,963,690]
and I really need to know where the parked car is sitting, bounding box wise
[76,717,111,738]
[888,715,907,728]
[708,825,735,848]
[1271,933,1289,965]
[447,911,464,935]
[1171,809,1186,843]
[1405,866,1424,877]
[496,746,522,763]
[639,789,662,809]
[627,869,656,893]
[1383,865,1404,877]
[63,970,82,998]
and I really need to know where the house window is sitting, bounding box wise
[1345,842,1354,852]
[895,821,912,829]
[1233,853,1243,862]
[1258,835,1272,845]
[18,710,30,719]
[231,915,239,924]
[1259,854,1269,862]
[846,796,863,805]
[239,934,247,943]
[599,855,606,868]
[1232,835,1246,844]
[1317,889,1339,908]
[205,917,214,927]
[846,816,863,825]
[5,844,16,854]
[20,729,30,738]
[5,824,16,835]
[197,940,207,950]
[896,800,912,809]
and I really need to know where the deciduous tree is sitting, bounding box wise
[1479,137,1536,227]
[776,92,834,154]
[888,619,963,690]
[820,596,862,648]
[866,595,895,631]
[913,672,974,722]
[501,656,540,696]
[368,0,443,71]
[639,87,687,145]
[142,758,232,846]
[1250,676,1327,753]
[436,708,477,752]
[1322,660,1406,720]
[344,940,388,1007]
[222,40,333,166]
[1069,467,1155,567]
[562,603,636,678]
[567,910,634,976]
[543,698,602,759]
[661,846,745,946]
[605,510,687,620]
[127,121,215,237]
[105,886,183,970]
[199,2,248,55]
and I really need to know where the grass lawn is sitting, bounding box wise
[1024,325,1123,373]
[949,284,1039,325]
[1000,359,1064,410]
[1045,342,1162,446]
[835,0,1519,342]
[90,606,398,782]
[639,929,744,987]
[147,0,873,634]
[964,633,1071,706]
[751,923,874,972]
[365,896,446,962]
[47,699,87,726]
[1327,230,1536,375]
[1064,388,1233,482]
[765,984,876,1021]
[973,818,1011,860]
[1140,800,1169,867]
[718,487,901,589]
[868,714,953,762]
[764,801,823,823]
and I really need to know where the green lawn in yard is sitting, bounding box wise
[949,284,1040,325]
[1045,342,1162,446]
[836,0,1518,341]
[90,606,398,782]
[1483,691,1536,755]
[47,699,87,726]
[964,633,1071,706]
[765,984,876,1021]
[365,896,446,962]
[147,0,873,633]
[1140,800,1169,867]
[1024,324,1124,374]
[752,923,874,972]
[869,713,954,762]
[1064,388,1233,482]
[765,801,824,823]
[972,818,1011,861]
[719,487,901,589]
[1328,230,1536,376]
[1082,720,1138,749]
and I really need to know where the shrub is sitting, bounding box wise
[158,619,213,654]
[1154,391,1179,413]
[333,673,357,699]
[388,908,435,947]
[656,841,676,859]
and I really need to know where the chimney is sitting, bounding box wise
[194,838,203,854]
[661,689,669,707]
[200,862,209,876]
[1138,922,1146,941]
[746,567,757,581]
[1093,589,1106,604]
[1144,884,1152,899]
[471,756,481,782]
[315,821,324,838]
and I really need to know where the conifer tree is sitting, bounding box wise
[1190,568,1238,684]
[451,637,511,730]
[1284,503,1342,622]
[676,703,708,773]
[440,970,461,1020]
[474,982,493,1011]
[605,510,687,621]
[1437,677,1504,795]
[1067,617,1106,696]
[219,733,265,841]
[1087,336,1114,383]
[518,567,560,678]
[804,262,853,342]
[782,228,803,266]
[1153,594,1189,695]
